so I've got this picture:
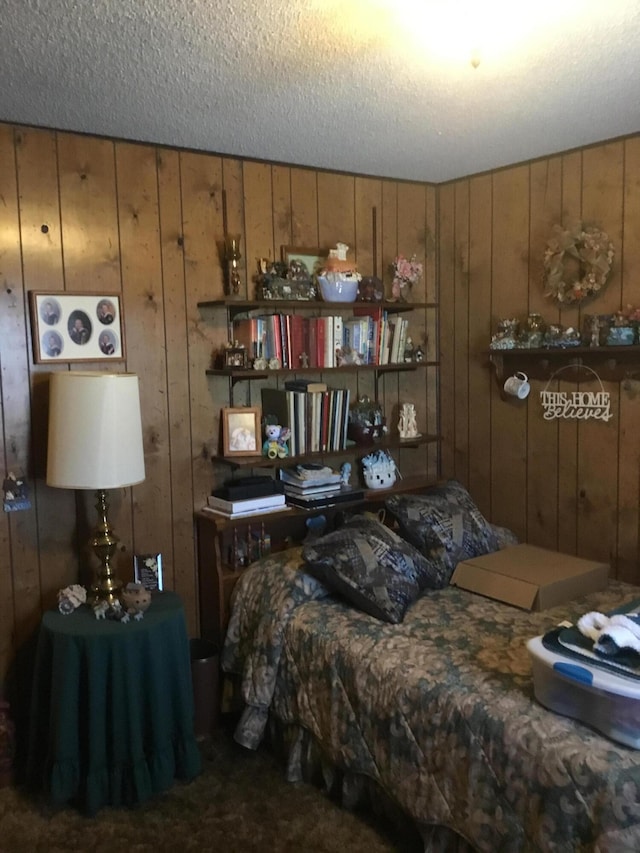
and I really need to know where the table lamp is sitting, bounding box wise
[47,371,146,604]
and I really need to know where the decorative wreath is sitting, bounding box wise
[543,223,614,306]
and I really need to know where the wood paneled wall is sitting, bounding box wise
[439,135,640,582]
[0,123,437,684]
[4,119,637,688]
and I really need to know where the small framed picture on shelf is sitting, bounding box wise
[133,553,163,591]
[222,406,261,456]
[281,246,324,279]
[224,345,248,369]
[28,291,125,364]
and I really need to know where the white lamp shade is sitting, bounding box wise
[47,372,146,490]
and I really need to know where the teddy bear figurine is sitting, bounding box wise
[262,423,290,459]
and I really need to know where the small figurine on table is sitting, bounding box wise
[340,461,352,486]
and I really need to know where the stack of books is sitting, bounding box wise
[232,307,411,369]
[279,464,364,509]
[203,477,288,519]
[261,385,350,457]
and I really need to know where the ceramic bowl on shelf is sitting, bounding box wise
[317,275,359,303]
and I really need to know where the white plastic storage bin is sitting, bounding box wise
[527,635,640,749]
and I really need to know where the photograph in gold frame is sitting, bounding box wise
[222,406,262,457]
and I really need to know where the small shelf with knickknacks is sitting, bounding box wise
[487,309,640,387]
[197,298,430,315]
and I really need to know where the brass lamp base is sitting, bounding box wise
[88,489,122,606]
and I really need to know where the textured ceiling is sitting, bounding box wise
[1,0,640,182]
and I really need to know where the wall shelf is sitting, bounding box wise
[206,360,435,391]
[212,432,440,469]
[197,297,432,319]
[487,346,640,385]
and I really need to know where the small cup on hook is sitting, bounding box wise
[503,371,530,399]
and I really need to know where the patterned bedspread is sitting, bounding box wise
[222,548,640,852]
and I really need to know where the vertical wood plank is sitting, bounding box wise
[156,148,197,628]
[354,177,382,278]
[317,173,356,251]
[556,150,582,555]
[575,143,624,564]
[467,174,493,516]
[222,158,245,297]
[397,182,428,473]
[526,157,562,550]
[0,126,22,676]
[243,161,275,302]
[290,168,319,246]
[56,134,121,292]
[425,184,439,481]
[617,137,640,581]
[181,151,226,511]
[15,128,76,606]
[438,184,455,479]
[489,166,529,537]
[453,180,470,486]
[115,142,171,584]
[272,166,293,261]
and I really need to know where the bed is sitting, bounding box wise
[221,483,640,852]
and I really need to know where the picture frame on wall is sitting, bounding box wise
[133,553,163,591]
[28,291,125,364]
[222,406,261,457]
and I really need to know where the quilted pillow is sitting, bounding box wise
[385,480,500,583]
[302,515,445,623]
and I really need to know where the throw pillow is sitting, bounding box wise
[385,480,499,583]
[302,515,445,624]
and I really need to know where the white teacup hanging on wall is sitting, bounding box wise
[503,372,530,399]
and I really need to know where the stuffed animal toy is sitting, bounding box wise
[262,423,290,459]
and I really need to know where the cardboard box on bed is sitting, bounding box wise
[450,544,608,610]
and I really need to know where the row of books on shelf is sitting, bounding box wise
[262,383,351,456]
[231,306,411,368]
[203,465,365,518]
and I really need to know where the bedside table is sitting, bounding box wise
[26,591,201,814]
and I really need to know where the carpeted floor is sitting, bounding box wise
[0,723,423,853]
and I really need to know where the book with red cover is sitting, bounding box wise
[289,314,305,369]
[308,318,318,368]
[316,317,326,368]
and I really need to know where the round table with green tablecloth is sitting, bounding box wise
[27,590,201,815]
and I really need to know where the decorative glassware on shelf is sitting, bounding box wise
[225,235,242,296]
[539,322,581,348]
[347,396,387,446]
[524,313,545,348]
[489,318,520,350]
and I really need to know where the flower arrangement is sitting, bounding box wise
[543,223,614,306]
[391,254,423,302]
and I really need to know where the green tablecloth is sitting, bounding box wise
[27,591,201,814]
